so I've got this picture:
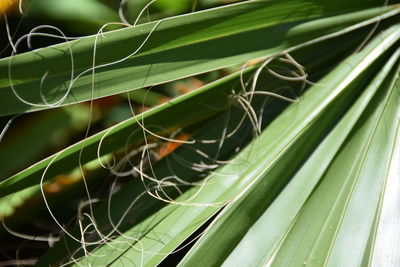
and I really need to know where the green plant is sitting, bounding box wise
[0,0,399,266]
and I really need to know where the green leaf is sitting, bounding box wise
[0,28,362,200]
[207,49,400,267]
[178,25,400,267]
[266,63,400,267]
[369,82,400,266]
[2,0,400,266]
[39,23,400,267]
[0,1,398,115]
[0,66,254,199]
